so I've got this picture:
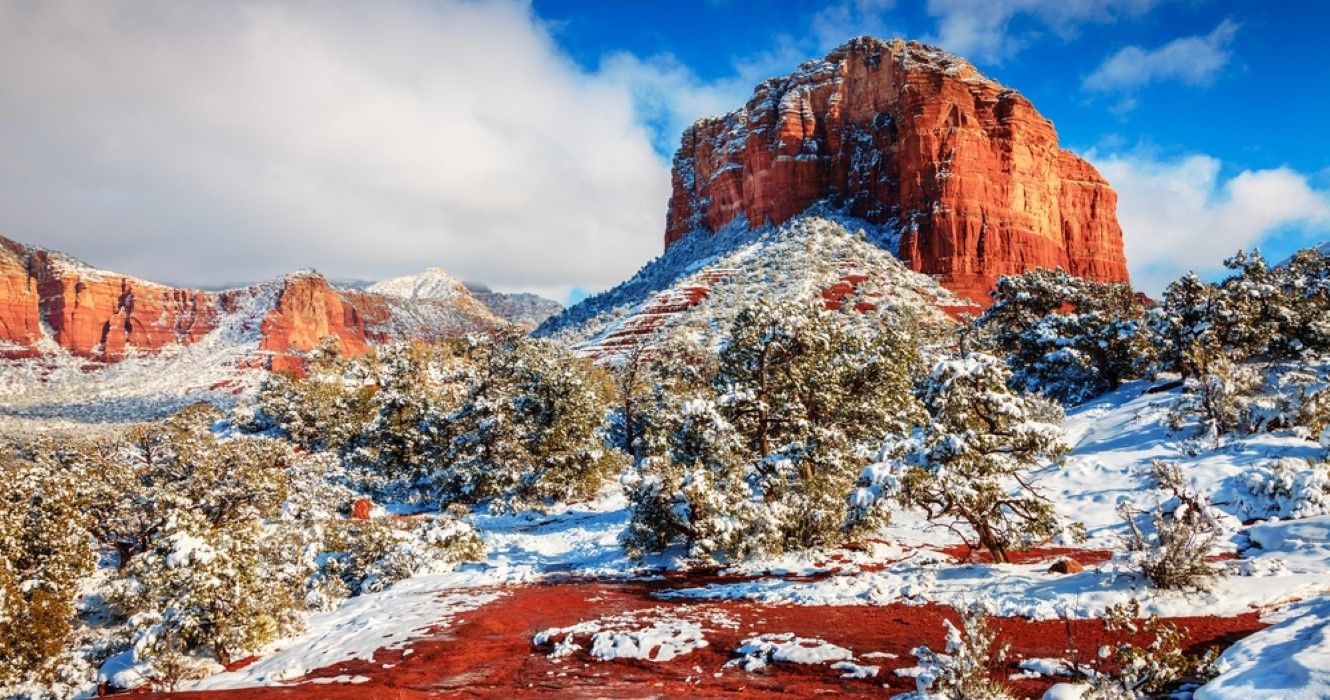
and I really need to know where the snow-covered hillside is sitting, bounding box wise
[0,279,280,429]
[539,211,978,361]
[151,378,1330,699]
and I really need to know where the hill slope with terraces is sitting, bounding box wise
[539,212,978,362]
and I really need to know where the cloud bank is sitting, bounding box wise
[1090,149,1330,294]
[0,0,670,301]
[1085,20,1239,93]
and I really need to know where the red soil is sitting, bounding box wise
[140,576,1263,699]
[936,545,1115,566]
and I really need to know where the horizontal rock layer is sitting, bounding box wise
[0,235,505,366]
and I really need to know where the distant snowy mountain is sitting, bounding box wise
[538,209,978,362]
[367,267,562,330]
[464,283,563,330]
[366,266,470,301]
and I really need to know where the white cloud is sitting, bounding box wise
[0,0,670,302]
[1089,149,1330,294]
[1084,20,1238,92]
[925,0,1158,62]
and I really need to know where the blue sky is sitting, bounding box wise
[533,0,1330,294]
[0,1,1326,300]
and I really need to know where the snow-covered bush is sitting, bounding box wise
[623,300,922,561]
[72,404,293,572]
[427,332,623,511]
[1079,599,1219,699]
[313,514,484,601]
[906,607,1013,700]
[852,352,1079,562]
[1119,462,1222,592]
[0,444,96,693]
[246,342,376,453]
[622,397,766,560]
[1233,457,1330,520]
[118,512,307,688]
[1167,349,1263,438]
[981,269,1150,404]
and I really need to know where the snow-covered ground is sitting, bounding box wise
[117,379,1330,697]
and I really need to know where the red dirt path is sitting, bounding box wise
[140,575,1263,699]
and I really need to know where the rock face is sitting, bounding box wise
[0,234,506,366]
[665,37,1130,305]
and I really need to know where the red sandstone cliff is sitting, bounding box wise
[0,235,505,367]
[665,37,1130,305]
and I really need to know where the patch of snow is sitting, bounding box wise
[191,577,502,689]
[726,633,855,672]
[1197,596,1330,700]
[534,606,737,663]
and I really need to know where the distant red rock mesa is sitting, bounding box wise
[664,37,1130,305]
[0,235,503,367]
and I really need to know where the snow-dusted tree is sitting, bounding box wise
[622,396,763,559]
[1167,348,1262,438]
[247,341,375,453]
[349,343,463,482]
[626,301,923,560]
[0,444,95,690]
[1152,247,1330,374]
[76,404,292,571]
[1277,246,1330,354]
[981,268,1150,403]
[855,352,1075,563]
[608,343,654,460]
[123,511,307,687]
[431,331,621,510]
[1149,271,1221,378]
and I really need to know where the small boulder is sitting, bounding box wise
[1047,557,1084,574]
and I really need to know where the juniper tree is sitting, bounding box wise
[75,403,291,572]
[431,332,622,510]
[0,445,95,690]
[981,268,1150,403]
[123,512,306,686]
[625,301,923,560]
[856,352,1075,563]
[248,341,375,453]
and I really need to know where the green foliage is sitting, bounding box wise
[71,403,292,572]
[1081,599,1220,699]
[981,268,1151,403]
[247,342,377,453]
[310,515,485,607]
[429,331,623,511]
[1152,247,1330,376]
[856,352,1078,563]
[0,445,96,690]
[624,301,923,561]
[121,512,307,687]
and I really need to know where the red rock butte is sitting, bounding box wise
[0,234,504,366]
[664,37,1131,305]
